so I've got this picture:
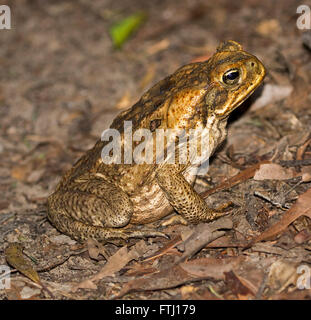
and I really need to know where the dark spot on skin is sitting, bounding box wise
[153,100,162,109]
[215,53,245,69]
[150,119,162,132]
[201,103,207,127]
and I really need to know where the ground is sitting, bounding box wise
[1,0,311,300]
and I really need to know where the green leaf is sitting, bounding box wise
[109,12,146,49]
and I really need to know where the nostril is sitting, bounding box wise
[250,61,255,67]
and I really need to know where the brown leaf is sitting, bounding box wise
[294,229,311,244]
[224,270,253,299]
[123,262,158,277]
[252,187,311,243]
[207,235,249,248]
[296,138,311,161]
[301,166,311,182]
[234,263,265,296]
[251,84,292,111]
[269,289,311,300]
[267,260,298,294]
[73,240,150,291]
[142,235,182,262]
[253,163,296,180]
[176,217,233,263]
[115,256,243,299]
[86,239,108,261]
[115,264,194,298]
[180,256,244,280]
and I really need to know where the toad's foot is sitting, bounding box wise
[161,215,189,227]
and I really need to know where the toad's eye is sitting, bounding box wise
[222,69,240,85]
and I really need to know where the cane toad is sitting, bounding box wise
[47,41,266,242]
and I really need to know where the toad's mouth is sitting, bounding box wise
[216,77,266,120]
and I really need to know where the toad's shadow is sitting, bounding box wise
[228,83,265,125]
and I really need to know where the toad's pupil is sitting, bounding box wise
[226,70,239,80]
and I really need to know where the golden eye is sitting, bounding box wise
[222,69,240,85]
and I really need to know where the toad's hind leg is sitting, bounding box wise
[47,178,165,242]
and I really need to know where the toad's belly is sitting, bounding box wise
[130,183,172,224]
[129,170,197,224]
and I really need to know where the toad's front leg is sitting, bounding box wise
[155,165,227,223]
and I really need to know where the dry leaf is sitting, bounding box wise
[123,262,158,277]
[86,239,110,261]
[251,84,293,111]
[73,240,150,291]
[296,138,311,160]
[234,264,265,296]
[294,229,311,244]
[5,243,41,285]
[20,286,41,299]
[207,235,248,248]
[254,163,296,180]
[116,256,243,298]
[143,236,182,262]
[115,264,194,298]
[301,166,311,182]
[87,239,101,260]
[224,270,253,299]
[176,217,233,263]
[253,187,311,243]
[267,260,298,294]
[180,256,244,280]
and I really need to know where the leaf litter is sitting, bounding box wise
[2,0,311,300]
